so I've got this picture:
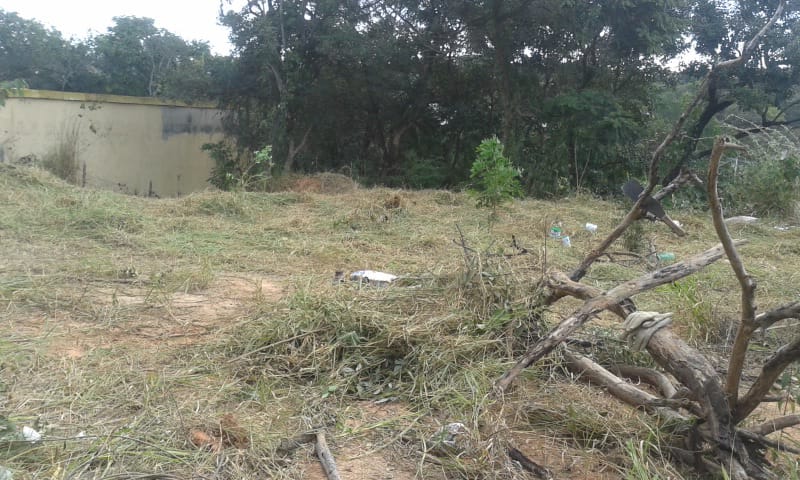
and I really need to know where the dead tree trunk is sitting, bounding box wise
[493,3,797,479]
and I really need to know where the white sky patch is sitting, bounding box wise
[1,0,238,55]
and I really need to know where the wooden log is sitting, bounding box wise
[315,431,341,480]
[749,414,800,437]
[496,241,743,392]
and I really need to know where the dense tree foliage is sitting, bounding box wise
[2,1,798,196]
[0,10,223,101]
[217,0,697,192]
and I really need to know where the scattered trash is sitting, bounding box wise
[561,236,571,248]
[774,225,793,231]
[349,270,397,286]
[725,216,758,225]
[548,226,563,238]
[656,252,676,262]
[585,223,598,233]
[21,426,41,442]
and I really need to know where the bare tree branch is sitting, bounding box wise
[707,136,756,410]
[568,0,787,284]
[749,414,800,437]
[562,349,687,423]
[496,241,744,392]
[734,335,800,423]
[608,364,679,400]
[756,301,800,330]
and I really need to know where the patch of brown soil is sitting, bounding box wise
[18,273,285,359]
[302,444,425,480]
[511,434,621,480]
[299,401,445,480]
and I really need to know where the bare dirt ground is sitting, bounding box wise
[5,270,633,479]
[10,274,285,360]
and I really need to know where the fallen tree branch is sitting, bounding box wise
[562,349,688,423]
[737,428,800,455]
[608,365,679,399]
[496,241,744,392]
[315,431,341,480]
[546,271,633,319]
[659,214,687,237]
[652,170,703,201]
[749,414,800,437]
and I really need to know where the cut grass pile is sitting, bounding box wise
[1,163,799,479]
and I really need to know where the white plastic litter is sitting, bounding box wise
[725,216,758,225]
[21,426,41,442]
[585,223,598,233]
[349,270,397,285]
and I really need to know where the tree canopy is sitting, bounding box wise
[2,1,798,195]
[0,10,224,101]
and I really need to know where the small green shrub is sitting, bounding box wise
[725,154,800,219]
[468,136,523,219]
[203,142,274,191]
[720,122,800,220]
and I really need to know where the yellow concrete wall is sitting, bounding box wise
[0,89,226,197]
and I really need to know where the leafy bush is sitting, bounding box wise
[203,142,274,191]
[468,136,523,216]
[719,123,800,219]
[724,154,800,219]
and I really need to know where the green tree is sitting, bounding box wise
[661,0,800,185]
[0,9,97,91]
[93,16,219,98]
[468,136,523,218]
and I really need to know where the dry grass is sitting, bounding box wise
[1,163,799,479]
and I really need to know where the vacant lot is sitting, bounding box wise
[1,164,798,479]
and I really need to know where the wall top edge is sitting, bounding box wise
[7,89,220,109]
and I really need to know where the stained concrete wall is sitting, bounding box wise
[0,89,226,197]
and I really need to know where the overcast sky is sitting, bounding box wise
[1,0,236,55]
